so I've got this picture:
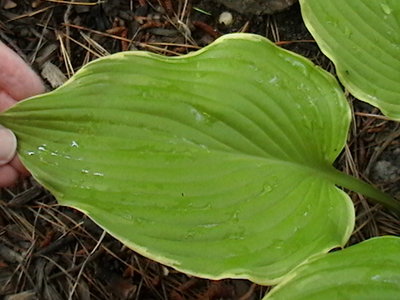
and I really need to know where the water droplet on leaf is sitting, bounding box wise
[232,210,240,222]
[135,217,144,224]
[268,76,279,85]
[187,202,212,210]
[122,213,133,221]
[344,27,352,38]
[260,184,273,196]
[199,223,218,229]
[227,227,245,240]
[190,108,205,122]
[37,144,47,151]
[185,230,196,239]
[71,140,79,148]
[248,63,259,72]
[380,3,392,14]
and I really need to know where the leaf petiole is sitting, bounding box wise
[327,167,400,215]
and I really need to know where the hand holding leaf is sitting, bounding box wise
[0,41,44,187]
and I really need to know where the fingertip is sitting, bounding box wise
[0,164,19,188]
[0,128,17,165]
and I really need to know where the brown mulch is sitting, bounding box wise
[1,1,399,299]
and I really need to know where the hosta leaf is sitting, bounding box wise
[0,34,356,284]
[300,0,400,119]
[264,236,400,299]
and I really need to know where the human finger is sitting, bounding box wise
[0,90,18,112]
[0,41,45,101]
[0,126,16,165]
[0,88,30,178]
[0,164,19,187]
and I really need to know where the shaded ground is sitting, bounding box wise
[0,1,399,299]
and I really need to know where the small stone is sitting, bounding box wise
[31,0,43,8]
[219,11,233,26]
[372,160,399,182]
[162,266,169,276]
[3,0,17,10]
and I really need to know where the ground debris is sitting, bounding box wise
[41,61,68,88]
[2,0,17,10]
[3,290,37,300]
[214,0,298,15]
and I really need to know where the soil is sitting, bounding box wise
[0,1,399,300]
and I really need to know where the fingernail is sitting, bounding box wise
[0,127,17,165]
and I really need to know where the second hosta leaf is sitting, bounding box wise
[0,34,354,284]
[264,236,400,299]
[300,0,400,120]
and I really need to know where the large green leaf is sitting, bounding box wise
[0,33,358,284]
[300,0,400,119]
[264,236,400,299]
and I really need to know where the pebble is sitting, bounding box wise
[219,11,233,26]
[372,160,399,181]
[3,0,17,10]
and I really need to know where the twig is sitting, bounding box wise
[56,30,74,77]
[45,0,104,5]
[62,23,183,55]
[192,21,220,39]
[30,10,53,64]
[355,112,391,121]
[5,5,55,22]
[62,32,103,58]
[68,230,106,300]
[275,39,315,46]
